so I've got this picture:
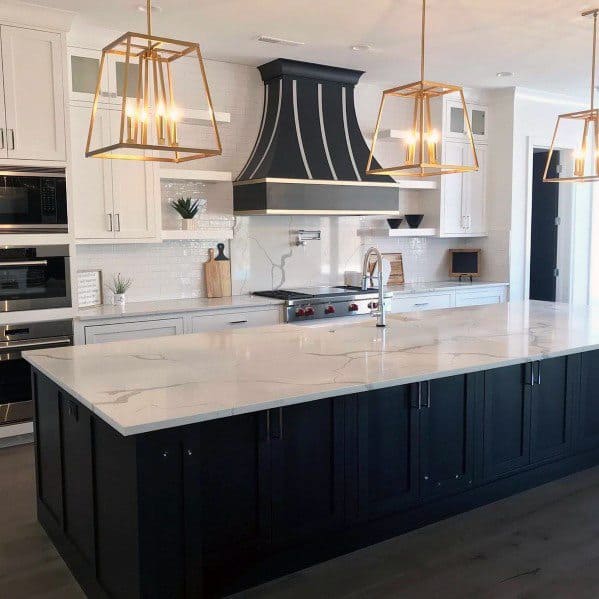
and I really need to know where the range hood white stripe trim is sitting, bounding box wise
[292,79,312,179]
[233,177,402,188]
[237,84,269,181]
[342,86,362,181]
[317,83,337,180]
[249,79,282,180]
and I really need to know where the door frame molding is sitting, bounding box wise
[524,137,575,303]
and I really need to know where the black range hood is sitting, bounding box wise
[234,59,399,215]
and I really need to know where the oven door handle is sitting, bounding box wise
[0,336,72,352]
[0,260,48,267]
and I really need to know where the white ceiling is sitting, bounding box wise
[31,0,596,97]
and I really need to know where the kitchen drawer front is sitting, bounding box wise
[388,293,454,313]
[191,309,281,333]
[455,288,506,308]
[84,318,184,344]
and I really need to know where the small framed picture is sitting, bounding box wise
[77,270,103,308]
[449,249,481,280]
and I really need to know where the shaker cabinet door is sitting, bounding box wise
[1,26,66,161]
[419,375,476,499]
[577,350,599,452]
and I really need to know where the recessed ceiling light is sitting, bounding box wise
[257,35,304,47]
[351,43,374,52]
[496,71,514,78]
[137,3,162,13]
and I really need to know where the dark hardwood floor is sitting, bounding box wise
[3,442,599,598]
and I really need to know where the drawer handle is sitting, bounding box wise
[413,302,429,307]
[228,320,248,325]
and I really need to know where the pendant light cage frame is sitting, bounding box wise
[366,0,478,178]
[85,2,222,163]
[543,8,599,183]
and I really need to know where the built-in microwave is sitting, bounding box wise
[0,245,71,312]
[0,168,68,233]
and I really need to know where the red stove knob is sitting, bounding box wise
[324,305,335,315]
[368,301,379,309]
[295,307,306,317]
[304,306,315,316]
[348,303,359,312]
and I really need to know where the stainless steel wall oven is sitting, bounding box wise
[0,245,71,312]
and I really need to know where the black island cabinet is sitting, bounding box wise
[32,349,599,598]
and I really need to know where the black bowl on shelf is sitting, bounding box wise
[405,214,424,229]
[387,218,403,229]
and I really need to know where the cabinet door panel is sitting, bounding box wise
[271,398,345,544]
[194,412,271,558]
[483,363,532,479]
[1,26,66,161]
[356,386,419,518]
[33,372,63,525]
[109,111,157,239]
[440,141,464,235]
[71,105,114,239]
[60,394,95,565]
[465,144,487,235]
[420,375,476,498]
[84,318,183,344]
[577,350,599,452]
[531,356,574,463]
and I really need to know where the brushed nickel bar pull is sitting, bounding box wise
[228,320,248,325]
[9,129,15,150]
[107,214,113,232]
[0,260,48,267]
[0,337,71,351]
[0,129,4,150]
[537,361,542,385]
[114,213,121,232]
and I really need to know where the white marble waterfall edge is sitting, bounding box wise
[24,301,599,436]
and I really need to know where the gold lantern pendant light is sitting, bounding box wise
[366,0,478,178]
[543,9,599,183]
[85,0,222,163]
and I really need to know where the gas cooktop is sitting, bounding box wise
[253,286,388,322]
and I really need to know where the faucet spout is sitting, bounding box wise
[361,247,386,327]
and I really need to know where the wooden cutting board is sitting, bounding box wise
[383,252,405,285]
[204,247,232,298]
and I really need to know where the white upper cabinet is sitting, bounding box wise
[439,141,487,237]
[0,26,66,161]
[444,99,488,144]
[70,105,158,242]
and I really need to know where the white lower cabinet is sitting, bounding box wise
[191,309,281,333]
[84,318,184,344]
[455,286,507,307]
[388,292,454,313]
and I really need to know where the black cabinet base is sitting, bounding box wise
[206,447,599,597]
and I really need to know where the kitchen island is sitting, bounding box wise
[25,301,599,598]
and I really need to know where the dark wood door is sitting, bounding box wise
[60,394,95,566]
[483,363,533,480]
[270,397,345,545]
[33,372,63,526]
[577,350,599,452]
[530,356,575,464]
[530,150,559,301]
[419,375,476,498]
[354,386,419,519]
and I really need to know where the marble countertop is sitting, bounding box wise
[25,301,599,437]
[76,295,284,321]
[76,282,507,322]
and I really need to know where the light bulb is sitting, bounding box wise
[156,101,166,117]
[427,129,440,144]
[169,106,180,122]
[574,148,586,177]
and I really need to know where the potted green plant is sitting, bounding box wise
[171,197,200,230]
[107,273,133,306]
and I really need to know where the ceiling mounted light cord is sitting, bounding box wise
[543,8,599,183]
[366,0,478,178]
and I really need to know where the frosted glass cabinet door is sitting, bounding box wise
[69,47,111,103]
[1,26,66,161]
[70,105,115,240]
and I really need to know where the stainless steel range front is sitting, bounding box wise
[253,286,392,323]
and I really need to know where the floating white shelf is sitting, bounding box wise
[395,180,437,190]
[181,108,231,124]
[358,227,438,238]
[159,169,232,183]
[161,228,234,241]
[378,129,406,140]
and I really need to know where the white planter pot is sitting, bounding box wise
[113,293,126,306]
[181,218,195,231]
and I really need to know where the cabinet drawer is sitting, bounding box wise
[455,288,506,307]
[388,293,453,313]
[191,309,280,333]
[84,318,184,344]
